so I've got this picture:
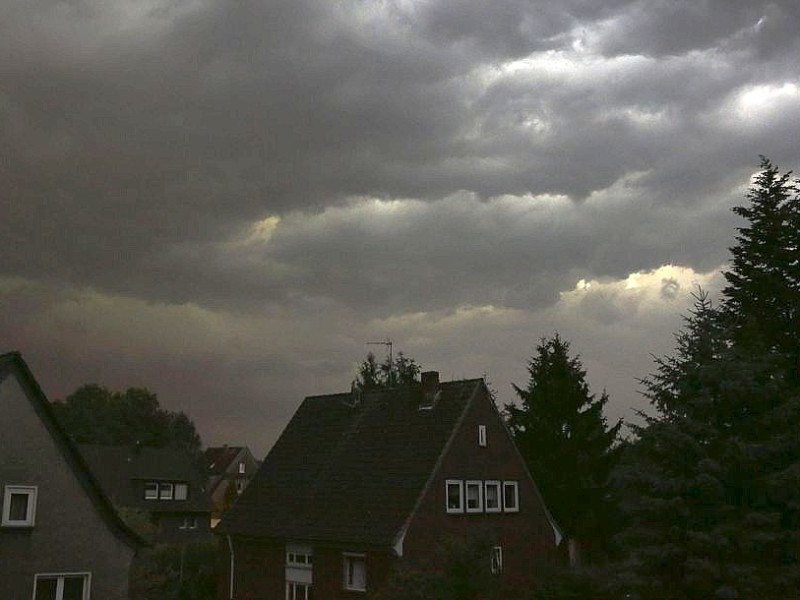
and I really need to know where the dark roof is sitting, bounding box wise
[218,379,483,546]
[0,352,146,549]
[79,444,212,513]
[204,446,245,475]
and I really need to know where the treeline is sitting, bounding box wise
[376,158,800,599]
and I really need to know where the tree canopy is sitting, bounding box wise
[51,384,202,458]
[506,334,621,560]
[354,350,421,390]
[611,158,800,599]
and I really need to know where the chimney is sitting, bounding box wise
[419,371,440,409]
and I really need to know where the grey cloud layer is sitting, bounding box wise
[3,0,799,450]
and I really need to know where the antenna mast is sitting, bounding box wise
[367,338,393,385]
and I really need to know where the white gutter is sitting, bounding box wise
[226,534,235,599]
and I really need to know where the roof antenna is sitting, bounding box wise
[367,338,393,386]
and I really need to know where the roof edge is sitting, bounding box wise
[390,378,484,554]
[0,352,149,550]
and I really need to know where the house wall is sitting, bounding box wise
[402,385,560,593]
[0,370,136,600]
[210,449,260,517]
[221,537,395,600]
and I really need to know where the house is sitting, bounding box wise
[0,351,144,599]
[79,444,213,544]
[217,371,562,600]
[203,445,260,526]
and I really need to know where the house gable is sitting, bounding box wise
[400,381,561,589]
[0,352,142,600]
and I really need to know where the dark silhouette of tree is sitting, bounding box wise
[506,334,621,563]
[611,159,800,599]
[51,384,202,458]
[355,351,421,390]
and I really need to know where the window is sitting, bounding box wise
[445,480,463,513]
[238,461,246,474]
[159,483,174,500]
[33,573,90,600]
[465,480,483,513]
[174,484,188,501]
[2,485,37,527]
[286,582,311,600]
[478,425,487,447]
[484,481,501,513]
[503,481,519,513]
[287,549,313,566]
[144,482,158,500]
[179,517,197,530]
[343,554,366,592]
[491,546,503,575]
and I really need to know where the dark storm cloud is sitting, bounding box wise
[2,0,800,450]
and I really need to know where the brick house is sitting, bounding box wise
[0,351,144,599]
[203,446,260,526]
[79,444,214,544]
[217,372,562,600]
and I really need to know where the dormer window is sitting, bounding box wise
[159,483,174,500]
[2,485,37,527]
[145,481,188,501]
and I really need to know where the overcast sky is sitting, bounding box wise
[3,0,799,456]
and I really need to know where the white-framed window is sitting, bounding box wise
[343,553,366,592]
[174,483,188,501]
[478,425,487,447]
[484,480,501,513]
[465,480,483,513]
[144,482,158,500]
[286,581,311,600]
[33,572,90,600]
[287,548,313,567]
[503,481,519,513]
[445,480,464,513]
[238,461,246,474]
[491,546,503,575]
[179,517,198,530]
[159,483,174,500]
[2,485,37,527]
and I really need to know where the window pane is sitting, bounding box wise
[446,483,461,510]
[346,556,366,590]
[174,484,188,500]
[35,578,57,600]
[466,482,481,510]
[503,482,518,511]
[159,483,173,500]
[145,483,158,500]
[9,493,29,521]
[485,484,499,510]
[63,577,85,600]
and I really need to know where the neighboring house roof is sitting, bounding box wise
[204,446,246,476]
[0,351,146,549]
[79,444,212,513]
[218,379,482,546]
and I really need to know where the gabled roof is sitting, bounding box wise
[218,379,483,546]
[0,351,146,549]
[204,446,246,476]
[79,444,212,513]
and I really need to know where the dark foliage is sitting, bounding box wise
[611,158,800,599]
[51,384,202,458]
[130,541,218,600]
[506,334,621,561]
[355,350,421,390]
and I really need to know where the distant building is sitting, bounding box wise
[203,445,260,527]
[79,444,213,544]
[0,351,144,599]
[217,371,562,600]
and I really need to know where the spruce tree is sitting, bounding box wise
[506,334,621,562]
[612,159,800,599]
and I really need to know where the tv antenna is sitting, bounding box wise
[366,338,393,366]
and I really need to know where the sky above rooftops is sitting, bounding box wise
[3,0,799,456]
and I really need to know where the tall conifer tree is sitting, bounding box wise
[507,334,621,561]
[612,159,800,599]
